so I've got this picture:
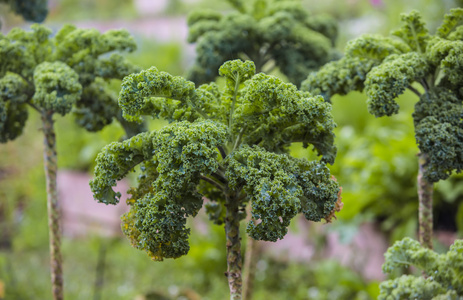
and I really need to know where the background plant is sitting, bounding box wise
[186,0,338,87]
[302,8,463,250]
[0,0,48,24]
[0,23,141,299]
[379,237,462,299]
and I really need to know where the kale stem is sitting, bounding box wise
[417,153,434,250]
[218,145,228,159]
[420,79,430,92]
[407,85,422,98]
[224,191,243,300]
[233,126,247,152]
[242,203,260,300]
[228,74,241,141]
[200,174,225,191]
[432,66,441,87]
[41,110,64,300]
[212,170,228,184]
[28,102,42,113]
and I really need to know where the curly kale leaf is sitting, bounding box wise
[0,101,28,143]
[436,8,463,39]
[305,14,338,46]
[392,10,430,53]
[427,38,463,86]
[380,238,463,298]
[225,145,340,242]
[301,57,378,100]
[0,73,30,104]
[54,25,138,85]
[73,80,118,132]
[122,196,195,261]
[0,25,50,79]
[413,88,463,182]
[378,275,447,300]
[365,52,429,117]
[118,67,198,123]
[32,62,82,115]
[0,73,30,142]
[235,73,337,163]
[301,35,409,99]
[92,120,227,259]
[187,0,338,87]
[118,121,227,260]
[90,132,155,205]
[345,34,410,61]
[382,238,439,274]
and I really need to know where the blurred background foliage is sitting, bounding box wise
[1,0,462,299]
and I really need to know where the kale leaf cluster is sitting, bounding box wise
[302,9,463,182]
[0,24,141,143]
[187,0,338,86]
[90,60,342,260]
[379,237,463,299]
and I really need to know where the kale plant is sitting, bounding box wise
[379,237,463,299]
[0,0,48,23]
[90,59,342,299]
[0,24,140,300]
[302,8,463,250]
[187,0,338,86]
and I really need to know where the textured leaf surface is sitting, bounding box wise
[92,59,341,260]
[380,238,463,298]
[0,23,140,142]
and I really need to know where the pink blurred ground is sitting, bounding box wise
[57,170,130,238]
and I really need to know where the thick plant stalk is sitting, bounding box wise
[417,153,433,249]
[225,193,243,300]
[242,205,260,300]
[42,110,64,300]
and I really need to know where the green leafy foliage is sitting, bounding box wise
[0,24,140,142]
[303,8,463,182]
[32,62,82,115]
[0,0,48,23]
[186,0,338,86]
[90,59,341,261]
[225,145,338,241]
[379,237,463,299]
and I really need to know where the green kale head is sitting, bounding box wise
[90,59,342,261]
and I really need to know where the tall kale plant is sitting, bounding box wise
[0,24,140,299]
[303,8,463,250]
[90,59,343,300]
[302,8,463,298]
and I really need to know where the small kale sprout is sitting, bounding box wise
[379,237,463,299]
[90,59,342,299]
[0,24,140,299]
[186,0,339,86]
[302,8,463,250]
